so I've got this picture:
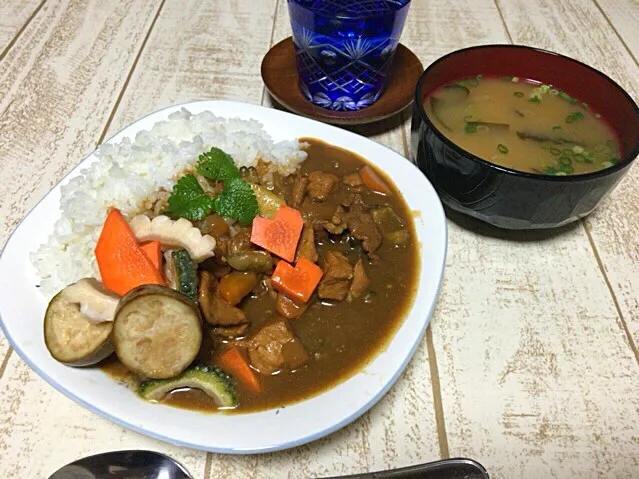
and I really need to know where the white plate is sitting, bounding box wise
[0,101,447,454]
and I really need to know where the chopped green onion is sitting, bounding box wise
[555,171,569,176]
[544,166,560,175]
[573,154,586,163]
[570,98,579,105]
[528,96,541,104]
[497,144,509,154]
[560,163,574,174]
[513,91,524,98]
[572,145,584,154]
[559,92,573,102]
[512,76,520,83]
[558,156,572,167]
[463,115,474,122]
[552,125,562,130]
[549,148,561,156]
[549,89,559,96]
[476,74,483,80]
[565,111,585,123]
[562,149,575,156]
[539,84,551,93]
[594,113,601,119]
[609,157,621,165]
[581,102,589,109]
[465,123,478,134]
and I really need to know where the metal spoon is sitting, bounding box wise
[48,450,193,479]
[48,450,489,479]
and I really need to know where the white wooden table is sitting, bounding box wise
[1,1,638,477]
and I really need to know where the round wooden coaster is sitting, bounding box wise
[261,37,423,125]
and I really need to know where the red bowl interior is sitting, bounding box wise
[417,45,639,159]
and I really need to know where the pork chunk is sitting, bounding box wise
[318,251,353,301]
[248,320,308,374]
[307,172,339,201]
[198,271,248,329]
[349,259,370,299]
[346,203,382,254]
[290,175,309,208]
[296,222,318,263]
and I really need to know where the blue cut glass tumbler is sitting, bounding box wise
[288,0,411,111]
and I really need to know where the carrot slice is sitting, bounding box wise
[140,241,162,270]
[95,209,166,296]
[250,205,304,262]
[359,165,392,195]
[271,257,323,303]
[219,347,261,393]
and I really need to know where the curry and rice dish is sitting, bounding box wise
[36,111,418,413]
[424,75,621,175]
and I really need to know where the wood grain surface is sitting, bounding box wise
[0,0,638,478]
[595,0,639,60]
[0,0,43,56]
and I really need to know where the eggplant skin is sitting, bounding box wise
[113,285,202,379]
[44,292,114,367]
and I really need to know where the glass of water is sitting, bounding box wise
[288,0,411,111]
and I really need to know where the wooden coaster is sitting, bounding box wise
[261,37,423,125]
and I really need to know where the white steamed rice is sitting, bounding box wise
[31,107,307,298]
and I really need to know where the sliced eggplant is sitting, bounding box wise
[44,290,114,366]
[113,285,202,379]
[164,249,198,302]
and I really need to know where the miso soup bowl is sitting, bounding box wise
[410,45,639,230]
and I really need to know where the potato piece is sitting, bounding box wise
[44,291,114,366]
[218,272,258,306]
[113,285,202,379]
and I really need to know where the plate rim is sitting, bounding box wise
[0,99,447,454]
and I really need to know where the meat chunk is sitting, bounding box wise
[345,203,383,254]
[290,175,309,208]
[323,205,348,235]
[349,259,370,299]
[275,293,309,319]
[343,172,363,186]
[248,320,308,374]
[307,171,339,201]
[296,222,318,263]
[318,251,353,301]
[199,271,248,331]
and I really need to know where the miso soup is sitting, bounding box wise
[424,76,621,175]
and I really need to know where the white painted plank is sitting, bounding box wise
[596,0,639,60]
[0,1,208,476]
[0,0,42,53]
[106,0,279,135]
[500,0,639,383]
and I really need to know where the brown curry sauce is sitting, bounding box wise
[101,138,419,413]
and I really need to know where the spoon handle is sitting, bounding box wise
[321,458,489,479]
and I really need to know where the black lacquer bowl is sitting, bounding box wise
[410,45,639,230]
